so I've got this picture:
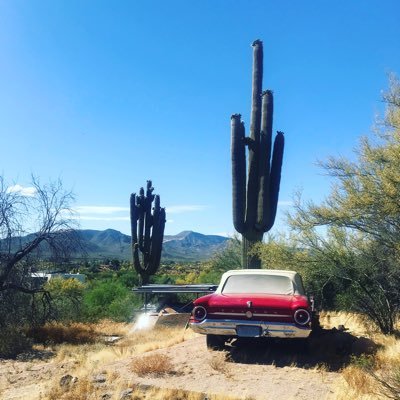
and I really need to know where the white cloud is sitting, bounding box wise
[72,204,206,223]
[6,184,37,197]
[75,206,129,214]
[74,216,130,221]
[165,205,207,214]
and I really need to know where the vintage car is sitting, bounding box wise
[190,269,313,349]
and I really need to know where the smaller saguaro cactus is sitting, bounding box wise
[130,180,166,285]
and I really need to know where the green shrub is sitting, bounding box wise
[83,280,139,322]
[45,277,85,321]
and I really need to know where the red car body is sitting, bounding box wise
[190,269,312,347]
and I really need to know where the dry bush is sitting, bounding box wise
[319,311,371,335]
[93,319,130,336]
[341,365,375,396]
[337,331,400,400]
[209,352,230,376]
[27,320,129,347]
[131,353,174,377]
[43,375,107,400]
[27,322,100,345]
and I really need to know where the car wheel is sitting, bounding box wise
[206,334,226,351]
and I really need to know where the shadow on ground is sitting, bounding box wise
[14,349,55,362]
[226,328,378,371]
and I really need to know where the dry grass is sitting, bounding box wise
[43,377,252,400]
[44,375,97,400]
[332,313,400,400]
[37,323,196,400]
[131,353,174,377]
[41,322,192,366]
[209,351,231,376]
[27,320,131,347]
[130,387,255,400]
[67,325,193,369]
[92,319,131,336]
[319,311,373,336]
[27,322,100,345]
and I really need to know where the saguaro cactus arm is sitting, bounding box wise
[264,131,284,231]
[231,114,246,234]
[257,90,274,230]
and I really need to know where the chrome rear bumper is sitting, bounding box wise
[190,318,311,338]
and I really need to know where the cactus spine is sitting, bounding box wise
[231,40,284,269]
[130,180,166,284]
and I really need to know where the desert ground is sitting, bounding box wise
[0,313,391,400]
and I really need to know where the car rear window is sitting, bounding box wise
[221,274,294,295]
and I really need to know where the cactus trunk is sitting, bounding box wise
[130,181,165,285]
[242,232,263,269]
[231,40,285,268]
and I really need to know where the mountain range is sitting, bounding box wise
[75,229,229,261]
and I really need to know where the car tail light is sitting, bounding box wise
[193,306,207,321]
[294,309,311,325]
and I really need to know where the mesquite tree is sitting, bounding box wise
[231,40,284,268]
[130,180,166,284]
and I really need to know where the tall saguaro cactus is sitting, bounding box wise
[130,180,166,284]
[231,40,285,269]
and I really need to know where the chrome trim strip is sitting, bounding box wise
[190,318,311,338]
[253,313,290,318]
[209,312,244,316]
[209,312,291,318]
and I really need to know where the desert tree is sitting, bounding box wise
[292,77,400,333]
[0,176,80,331]
[255,76,400,334]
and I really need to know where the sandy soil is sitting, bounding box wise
[0,353,75,400]
[0,334,342,400]
[107,335,339,400]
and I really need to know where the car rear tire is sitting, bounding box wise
[206,334,226,351]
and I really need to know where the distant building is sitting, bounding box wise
[30,272,86,289]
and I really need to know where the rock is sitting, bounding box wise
[100,393,112,400]
[137,384,152,392]
[93,374,107,383]
[119,388,133,400]
[59,374,73,387]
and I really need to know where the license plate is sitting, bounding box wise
[236,325,261,337]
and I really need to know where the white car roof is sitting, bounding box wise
[221,269,299,279]
[218,269,305,295]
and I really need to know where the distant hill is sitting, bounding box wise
[3,229,230,262]
[162,231,229,261]
[79,229,229,261]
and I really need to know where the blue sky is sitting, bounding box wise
[1,1,399,236]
